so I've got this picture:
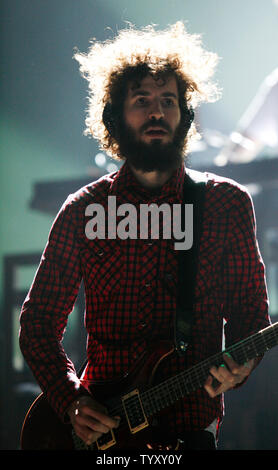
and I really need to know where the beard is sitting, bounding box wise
[117,118,189,173]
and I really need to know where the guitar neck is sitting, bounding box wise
[92,322,277,450]
[140,322,278,418]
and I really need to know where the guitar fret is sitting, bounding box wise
[22,322,278,450]
[140,323,278,421]
[105,323,278,449]
[168,377,178,400]
[261,331,272,351]
[141,394,155,416]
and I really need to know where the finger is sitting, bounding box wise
[77,397,108,415]
[204,375,222,397]
[74,424,97,445]
[76,414,112,434]
[204,375,215,397]
[235,359,255,382]
[86,430,103,446]
[74,421,103,446]
[72,396,108,417]
[204,362,239,396]
[223,352,241,374]
[243,358,255,371]
[224,354,254,378]
[209,364,233,384]
[219,364,235,384]
[204,375,233,397]
[81,406,120,429]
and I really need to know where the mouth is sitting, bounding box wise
[144,127,168,138]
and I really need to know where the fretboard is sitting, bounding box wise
[140,322,278,417]
[91,322,278,450]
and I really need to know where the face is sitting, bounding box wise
[117,74,189,173]
[123,74,181,146]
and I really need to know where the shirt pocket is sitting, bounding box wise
[81,240,124,296]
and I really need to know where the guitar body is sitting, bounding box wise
[21,393,74,450]
[21,341,178,450]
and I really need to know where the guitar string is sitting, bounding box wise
[73,324,278,448]
[100,323,278,423]
[131,323,278,417]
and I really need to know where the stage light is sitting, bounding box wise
[94,152,107,167]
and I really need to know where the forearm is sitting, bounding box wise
[19,198,84,420]
[19,300,85,420]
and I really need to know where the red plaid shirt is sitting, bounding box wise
[19,162,270,436]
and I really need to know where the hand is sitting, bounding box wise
[204,353,255,398]
[67,395,120,446]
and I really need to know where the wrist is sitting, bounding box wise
[65,391,91,423]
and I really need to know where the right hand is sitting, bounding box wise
[67,395,120,446]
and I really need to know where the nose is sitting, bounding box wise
[148,99,164,120]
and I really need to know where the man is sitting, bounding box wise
[19,22,270,451]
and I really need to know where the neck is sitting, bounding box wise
[129,165,175,190]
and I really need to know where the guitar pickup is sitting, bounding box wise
[72,428,116,450]
[96,429,116,450]
[122,389,148,434]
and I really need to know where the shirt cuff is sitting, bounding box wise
[45,373,92,423]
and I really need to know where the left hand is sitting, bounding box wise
[204,353,255,398]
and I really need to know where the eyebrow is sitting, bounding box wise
[130,89,178,99]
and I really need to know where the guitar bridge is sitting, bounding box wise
[122,389,148,434]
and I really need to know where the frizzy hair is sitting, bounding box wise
[74,21,221,159]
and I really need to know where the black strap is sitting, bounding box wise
[175,169,208,354]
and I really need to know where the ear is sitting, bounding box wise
[102,102,117,138]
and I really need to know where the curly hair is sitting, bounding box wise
[74,21,221,159]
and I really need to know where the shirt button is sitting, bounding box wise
[145,282,151,288]
[165,273,173,280]
[97,250,104,257]
[138,321,147,330]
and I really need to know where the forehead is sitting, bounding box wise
[126,74,179,97]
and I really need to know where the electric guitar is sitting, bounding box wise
[20,322,278,451]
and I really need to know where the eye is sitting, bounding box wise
[135,97,149,106]
[162,97,175,107]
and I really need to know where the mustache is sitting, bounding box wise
[139,119,172,134]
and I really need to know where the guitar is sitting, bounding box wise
[20,321,278,451]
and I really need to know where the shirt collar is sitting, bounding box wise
[109,161,186,202]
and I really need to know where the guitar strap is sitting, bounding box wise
[175,168,208,355]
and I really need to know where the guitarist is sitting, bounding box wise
[19,21,270,451]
